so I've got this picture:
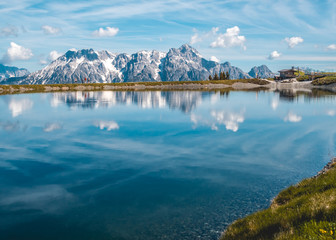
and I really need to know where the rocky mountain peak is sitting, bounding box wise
[222,62,232,67]
[0,64,30,82]
[166,44,201,60]
[64,48,99,61]
[248,65,274,78]
[179,44,201,57]
[179,44,194,52]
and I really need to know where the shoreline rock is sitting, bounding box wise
[315,157,336,178]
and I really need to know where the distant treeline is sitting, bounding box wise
[209,71,230,80]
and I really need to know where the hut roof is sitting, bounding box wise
[279,69,298,73]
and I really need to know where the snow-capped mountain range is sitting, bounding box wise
[1,44,275,85]
[0,64,30,82]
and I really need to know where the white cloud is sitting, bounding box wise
[210,56,219,62]
[39,59,47,65]
[268,50,281,60]
[210,26,246,49]
[8,98,33,117]
[43,123,62,132]
[190,33,201,45]
[0,26,18,37]
[48,50,62,61]
[94,120,119,131]
[284,37,304,48]
[41,25,61,35]
[190,27,219,45]
[93,27,119,37]
[211,27,219,35]
[284,112,302,122]
[2,42,33,63]
[327,44,336,51]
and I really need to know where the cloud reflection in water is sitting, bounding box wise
[8,98,33,117]
[327,110,335,116]
[50,91,207,113]
[0,120,21,131]
[271,96,279,110]
[191,110,245,132]
[284,111,302,123]
[94,120,119,131]
[43,123,62,132]
[0,185,75,214]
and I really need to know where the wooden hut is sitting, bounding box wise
[278,67,298,80]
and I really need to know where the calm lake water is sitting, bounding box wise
[0,89,335,240]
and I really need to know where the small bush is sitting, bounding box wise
[312,76,336,85]
[297,75,310,81]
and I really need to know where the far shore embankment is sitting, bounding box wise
[0,79,336,95]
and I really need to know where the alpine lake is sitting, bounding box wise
[0,89,335,240]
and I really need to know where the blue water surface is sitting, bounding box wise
[0,90,335,240]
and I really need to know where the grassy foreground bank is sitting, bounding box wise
[0,79,269,95]
[221,158,336,240]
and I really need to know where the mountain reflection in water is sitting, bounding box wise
[50,89,336,111]
[50,91,230,113]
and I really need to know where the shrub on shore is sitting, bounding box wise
[296,75,310,81]
[312,75,336,85]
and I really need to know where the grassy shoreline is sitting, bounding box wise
[221,158,336,240]
[0,79,270,95]
[1,78,336,96]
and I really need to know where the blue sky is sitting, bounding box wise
[0,0,335,72]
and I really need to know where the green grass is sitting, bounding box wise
[221,162,336,240]
[294,70,306,77]
[0,79,270,95]
[294,72,336,84]
[312,75,336,85]
[296,75,310,81]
